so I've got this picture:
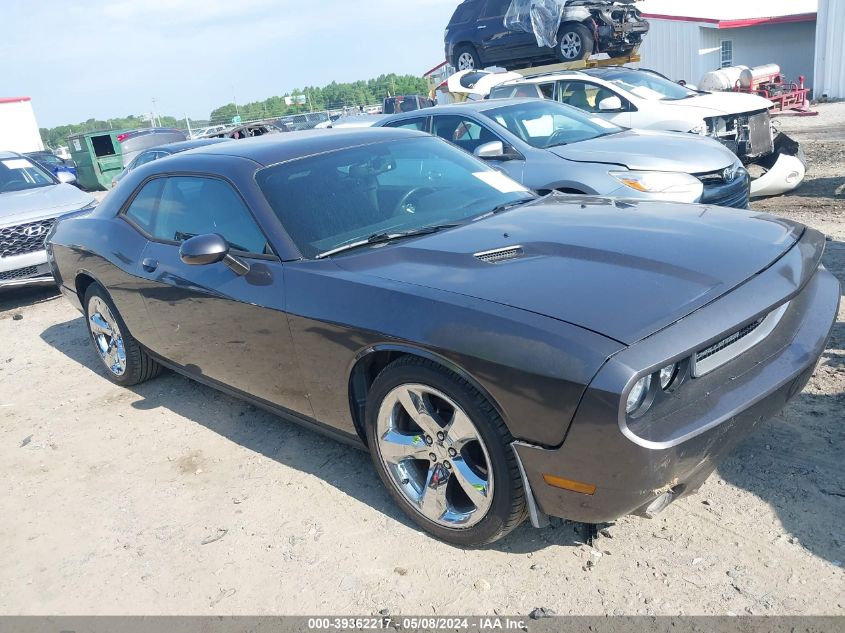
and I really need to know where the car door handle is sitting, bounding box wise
[477,25,487,29]
[141,258,158,273]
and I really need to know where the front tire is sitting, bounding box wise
[365,357,526,546]
[83,282,161,386]
[556,23,594,62]
[453,45,482,71]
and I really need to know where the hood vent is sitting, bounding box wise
[474,246,524,264]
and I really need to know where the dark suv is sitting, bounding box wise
[445,0,649,70]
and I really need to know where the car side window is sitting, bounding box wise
[124,176,270,255]
[384,117,428,132]
[539,82,555,99]
[124,179,165,234]
[150,177,269,254]
[132,152,158,169]
[558,81,625,113]
[432,116,498,153]
[483,0,511,17]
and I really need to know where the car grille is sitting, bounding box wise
[0,265,42,281]
[695,168,750,209]
[693,303,789,376]
[0,218,56,258]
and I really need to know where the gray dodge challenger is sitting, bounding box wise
[46,128,840,546]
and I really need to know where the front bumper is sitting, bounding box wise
[0,250,55,290]
[515,231,840,523]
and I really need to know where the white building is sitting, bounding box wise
[636,0,843,99]
[0,97,44,153]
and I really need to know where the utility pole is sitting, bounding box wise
[151,98,158,128]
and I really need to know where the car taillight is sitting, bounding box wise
[116,133,130,143]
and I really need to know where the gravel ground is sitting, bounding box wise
[0,107,843,616]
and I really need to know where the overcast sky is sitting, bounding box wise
[2,0,457,128]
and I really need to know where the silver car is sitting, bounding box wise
[377,99,750,208]
[0,152,97,289]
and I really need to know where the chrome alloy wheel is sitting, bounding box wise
[457,52,476,70]
[87,296,127,376]
[559,32,583,59]
[375,384,494,528]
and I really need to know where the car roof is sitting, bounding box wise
[384,98,542,117]
[501,71,588,85]
[150,138,230,154]
[0,151,23,160]
[172,127,427,167]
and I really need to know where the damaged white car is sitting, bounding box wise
[485,66,806,197]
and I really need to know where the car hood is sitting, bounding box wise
[548,129,735,172]
[333,197,802,344]
[0,184,95,227]
[660,92,774,118]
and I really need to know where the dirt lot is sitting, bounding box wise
[1,105,843,616]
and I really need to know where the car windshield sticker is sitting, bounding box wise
[2,159,33,170]
[473,171,530,194]
[590,117,618,129]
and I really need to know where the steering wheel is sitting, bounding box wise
[394,186,436,215]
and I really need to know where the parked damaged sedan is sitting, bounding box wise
[46,129,839,545]
[378,99,750,208]
[485,66,807,197]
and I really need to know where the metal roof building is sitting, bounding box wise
[636,0,843,99]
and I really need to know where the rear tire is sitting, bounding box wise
[365,356,526,546]
[453,45,482,71]
[83,282,161,386]
[556,23,594,62]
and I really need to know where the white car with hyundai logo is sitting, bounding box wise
[0,151,96,289]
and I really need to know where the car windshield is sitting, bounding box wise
[255,136,535,259]
[28,153,63,167]
[596,69,698,101]
[483,100,622,149]
[0,156,55,193]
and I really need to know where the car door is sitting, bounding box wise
[477,0,538,63]
[431,115,524,184]
[122,175,313,416]
[556,80,633,128]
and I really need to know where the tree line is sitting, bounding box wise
[39,73,429,149]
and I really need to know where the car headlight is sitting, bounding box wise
[609,170,703,196]
[626,375,652,415]
[659,363,678,390]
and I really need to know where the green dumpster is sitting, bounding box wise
[67,129,131,191]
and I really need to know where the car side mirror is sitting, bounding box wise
[474,140,506,160]
[180,233,229,266]
[598,96,623,112]
[56,171,77,185]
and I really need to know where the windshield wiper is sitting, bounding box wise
[315,224,460,259]
[481,198,535,217]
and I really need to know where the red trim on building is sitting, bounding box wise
[0,96,32,104]
[642,12,816,28]
[641,13,719,24]
[719,13,817,28]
